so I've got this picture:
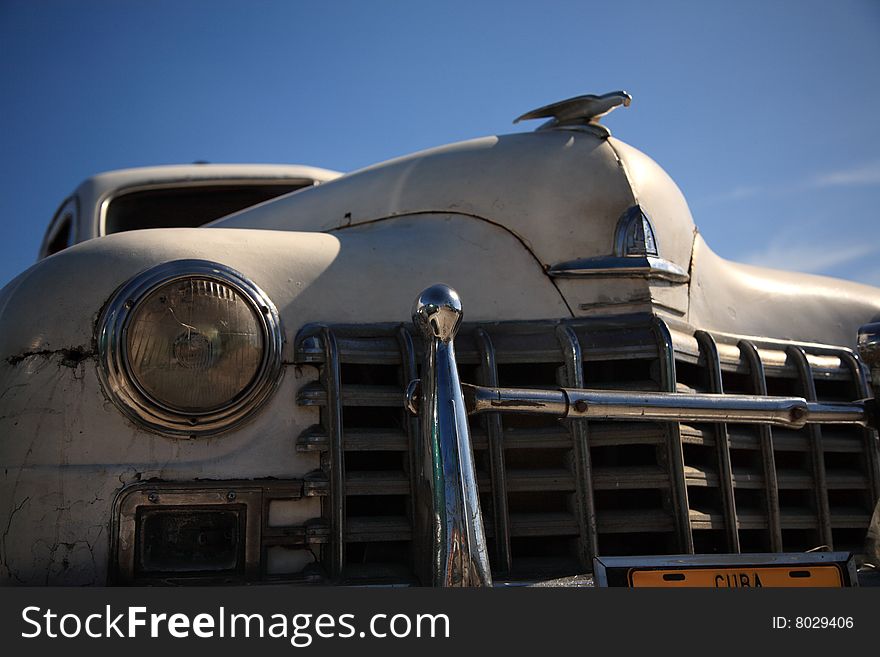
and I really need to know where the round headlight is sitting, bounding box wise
[98,260,283,436]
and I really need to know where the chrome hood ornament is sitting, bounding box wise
[514,91,632,136]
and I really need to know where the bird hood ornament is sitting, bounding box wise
[514,91,632,137]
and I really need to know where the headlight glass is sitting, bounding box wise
[98,260,283,436]
[126,278,264,412]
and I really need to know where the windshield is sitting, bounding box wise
[103,183,307,234]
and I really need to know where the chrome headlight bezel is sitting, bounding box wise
[98,259,283,437]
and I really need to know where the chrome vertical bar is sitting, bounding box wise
[413,284,492,587]
[651,317,693,553]
[738,340,783,552]
[786,346,833,549]
[321,327,345,578]
[695,331,740,553]
[475,328,512,575]
[556,325,599,567]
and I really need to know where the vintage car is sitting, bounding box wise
[1,92,879,587]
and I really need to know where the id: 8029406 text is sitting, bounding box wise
[772,617,853,629]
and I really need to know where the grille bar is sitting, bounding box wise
[679,465,870,489]
[395,326,421,571]
[738,339,783,551]
[786,345,834,549]
[321,327,345,578]
[298,424,668,453]
[556,325,599,568]
[838,350,880,501]
[475,328,513,574]
[695,330,740,552]
[651,317,694,553]
[297,427,408,452]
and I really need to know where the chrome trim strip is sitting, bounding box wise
[462,385,870,428]
[97,259,283,437]
[412,284,492,587]
[546,255,690,283]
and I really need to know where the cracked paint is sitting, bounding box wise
[1,346,318,585]
[5,346,92,369]
[0,496,29,581]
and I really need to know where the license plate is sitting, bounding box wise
[592,552,857,587]
[629,565,843,588]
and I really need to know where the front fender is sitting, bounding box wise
[0,217,569,584]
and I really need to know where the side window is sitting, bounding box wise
[40,196,79,259]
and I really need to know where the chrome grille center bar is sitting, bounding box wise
[412,284,492,587]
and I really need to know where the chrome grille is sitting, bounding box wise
[673,330,880,555]
[295,315,880,583]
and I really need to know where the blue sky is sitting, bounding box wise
[1,0,879,289]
